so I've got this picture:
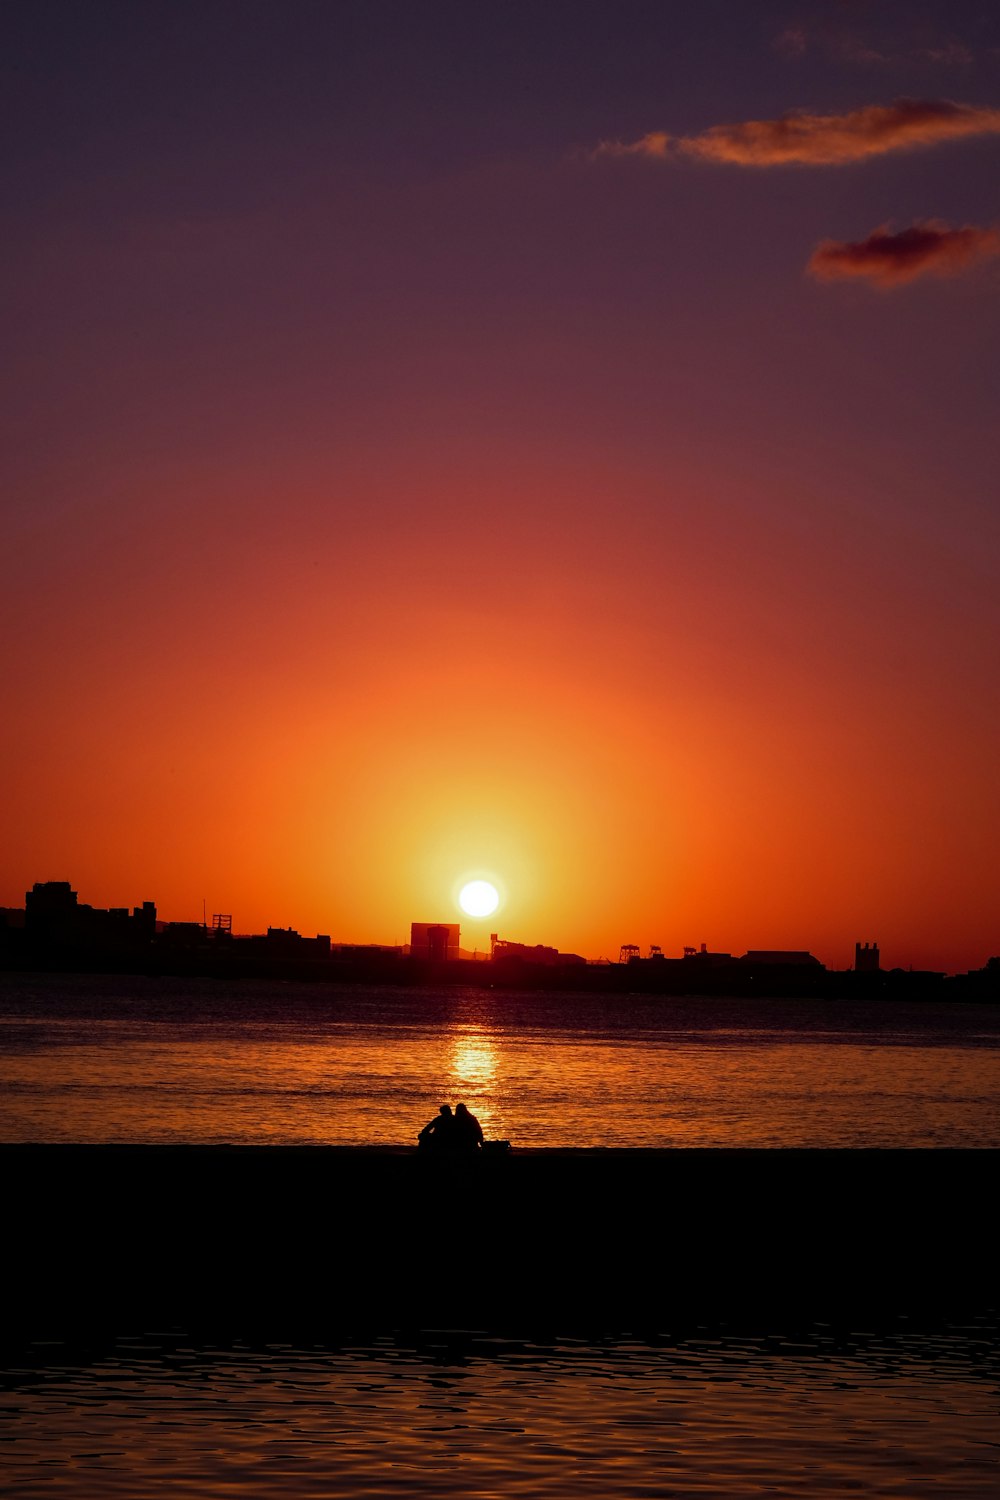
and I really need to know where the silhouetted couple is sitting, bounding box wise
[418,1102,484,1152]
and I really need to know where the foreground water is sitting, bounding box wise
[4,1321,998,1499]
[1,973,998,1147]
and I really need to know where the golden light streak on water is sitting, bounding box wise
[447,1026,501,1137]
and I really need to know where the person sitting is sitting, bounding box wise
[453,1101,485,1151]
[417,1104,456,1151]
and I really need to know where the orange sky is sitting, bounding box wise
[2,3,998,972]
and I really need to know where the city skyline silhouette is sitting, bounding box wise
[4,875,997,990]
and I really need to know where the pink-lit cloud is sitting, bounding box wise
[681,98,1000,165]
[806,220,1000,287]
[592,131,670,161]
[597,99,1000,167]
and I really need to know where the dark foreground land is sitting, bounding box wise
[3,1146,994,1340]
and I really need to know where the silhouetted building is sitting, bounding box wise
[855,941,880,973]
[682,943,732,965]
[238,927,331,959]
[741,950,824,968]
[623,943,668,962]
[25,881,80,941]
[410,922,460,961]
[159,921,330,960]
[492,938,586,967]
[267,926,330,958]
[951,956,1000,999]
[25,881,156,948]
[131,902,157,939]
[159,921,209,948]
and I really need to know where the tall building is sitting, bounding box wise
[24,881,156,947]
[24,880,79,936]
[409,922,460,960]
[855,941,880,973]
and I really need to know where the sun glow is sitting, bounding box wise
[458,880,500,918]
[450,1027,498,1091]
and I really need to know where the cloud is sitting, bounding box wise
[596,100,1000,168]
[837,40,889,66]
[771,21,975,69]
[773,26,807,59]
[918,42,974,66]
[592,131,670,161]
[806,220,1000,287]
[835,35,974,67]
[679,99,1000,166]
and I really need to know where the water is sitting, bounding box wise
[1,973,998,1147]
[2,972,998,1496]
[3,1323,998,1498]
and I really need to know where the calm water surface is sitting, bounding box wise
[3,1322,998,1499]
[1,973,998,1147]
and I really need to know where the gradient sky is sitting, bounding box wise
[2,1,998,971]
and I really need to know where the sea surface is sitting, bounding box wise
[1,972,998,1148]
[3,973,998,1497]
[3,1322,999,1499]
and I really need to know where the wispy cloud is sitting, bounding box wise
[806,220,1000,287]
[773,26,807,60]
[835,34,975,67]
[596,100,1000,167]
[680,99,1000,166]
[592,131,670,161]
[771,22,975,68]
[918,42,974,66]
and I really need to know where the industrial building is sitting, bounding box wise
[409,922,461,961]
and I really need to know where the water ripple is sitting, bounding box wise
[2,1320,998,1499]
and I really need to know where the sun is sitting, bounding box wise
[458,880,500,918]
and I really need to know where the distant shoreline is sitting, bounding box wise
[2,956,997,1000]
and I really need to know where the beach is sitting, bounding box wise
[5,1144,994,1339]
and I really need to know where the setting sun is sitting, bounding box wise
[458,880,500,918]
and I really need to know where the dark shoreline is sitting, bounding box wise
[4,951,998,999]
[4,1145,994,1340]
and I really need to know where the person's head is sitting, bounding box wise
[439,1104,453,1116]
[455,1102,468,1117]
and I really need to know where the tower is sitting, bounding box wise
[855,941,880,973]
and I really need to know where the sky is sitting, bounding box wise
[2,0,998,971]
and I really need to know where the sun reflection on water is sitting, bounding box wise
[448,1027,501,1138]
